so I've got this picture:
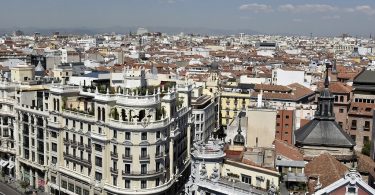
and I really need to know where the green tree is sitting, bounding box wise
[20,180,29,192]
[362,141,371,156]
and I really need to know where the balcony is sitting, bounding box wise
[70,140,78,148]
[122,154,133,162]
[139,154,150,162]
[155,152,164,159]
[77,142,85,150]
[63,152,92,168]
[85,144,92,153]
[110,151,118,159]
[63,138,70,145]
[121,168,164,178]
[109,117,169,130]
[110,167,118,175]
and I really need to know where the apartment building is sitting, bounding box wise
[191,87,218,142]
[0,64,194,195]
[275,110,294,145]
[349,70,375,151]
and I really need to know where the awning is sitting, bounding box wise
[7,161,14,169]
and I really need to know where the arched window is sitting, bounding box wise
[98,107,101,121]
[102,108,105,121]
[340,96,344,102]
[53,99,56,110]
[138,110,145,122]
[57,99,60,111]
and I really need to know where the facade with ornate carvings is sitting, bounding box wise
[0,64,194,195]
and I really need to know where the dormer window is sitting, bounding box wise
[346,186,357,195]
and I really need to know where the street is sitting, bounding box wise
[0,182,22,195]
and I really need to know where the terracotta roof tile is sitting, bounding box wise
[273,139,304,161]
[305,153,348,193]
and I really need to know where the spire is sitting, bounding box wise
[315,61,335,120]
[324,62,330,88]
[233,114,245,146]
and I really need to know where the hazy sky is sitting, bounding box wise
[1,0,375,35]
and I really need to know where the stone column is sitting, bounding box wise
[187,125,191,160]
[169,139,174,180]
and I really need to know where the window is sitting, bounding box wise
[339,122,343,128]
[276,123,280,127]
[73,120,76,128]
[124,164,131,173]
[141,132,147,140]
[351,120,357,129]
[98,127,102,134]
[75,186,82,195]
[65,119,68,126]
[340,96,344,102]
[52,143,57,152]
[113,145,117,154]
[141,148,147,157]
[83,189,90,195]
[276,115,280,118]
[141,180,147,189]
[339,108,344,113]
[113,130,117,138]
[125,180,130,188]
[95,172,102,181]
[156,178,160,186]
[95,156,102,167]
[68,183,74,192]
[80,122,83,130]
[95,144,102,152]
[125,147,131,157]
[352,107,358,111]
[113,176,117,186]
[61,180,67,189]
[141,164,147,174]
[285,124,289,128]
[241,175,252,185]
[285,115,289,119]
[51,132,57,138]
[125,132,131,140]
[88,124,91,132]
[156,131,161,139]
[364,121,370,131]
[51,176,56,184]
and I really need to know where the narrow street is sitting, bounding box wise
[0,182,23,195]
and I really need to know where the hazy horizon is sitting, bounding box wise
[1,0,375,36]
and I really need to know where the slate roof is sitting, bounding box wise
[295,120,355,148]
[354,70,375,85]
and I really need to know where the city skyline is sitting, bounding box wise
[1,0,375,36]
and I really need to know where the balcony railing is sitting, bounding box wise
[78,142,85,150]
[110,151,118,159]
[85,144,92,153]
[155,152,164,159]
[121,168,164,177]
[110,167,118,174]
[122,154,133,162]
[63,138,70,145]
[139,154,150,161]
[63,152,92,168]
[70,140,77,148]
